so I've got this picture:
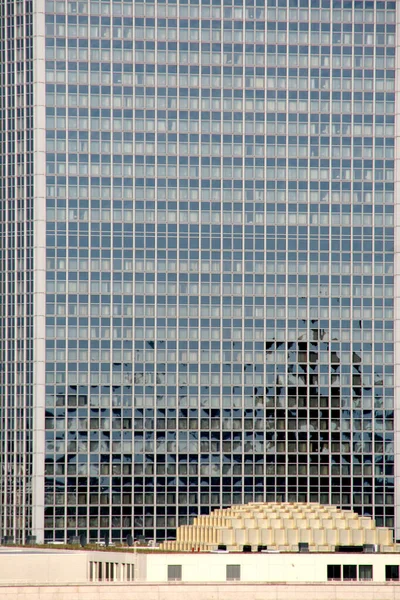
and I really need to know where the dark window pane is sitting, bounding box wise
[386,565,399,581]
[343,565,357,581]
[359,565,373,581]
[327,564,341,581]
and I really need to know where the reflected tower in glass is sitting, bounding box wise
[0,0,398,543]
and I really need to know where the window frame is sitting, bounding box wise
[168,564,182,582]
[386,565,399,581]
[327,564,341,581]
[226,564,241,581]
[358,565,373,581]
[343,565,357,581]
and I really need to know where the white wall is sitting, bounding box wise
[0,552,87,584]
[0,549,137,585]
[0,549,398,586]
[145,552,400,583]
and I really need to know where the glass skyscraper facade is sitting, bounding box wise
[0,0,35,542]
[0,0,398,543]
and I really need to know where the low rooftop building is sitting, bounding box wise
[1,544,400,587]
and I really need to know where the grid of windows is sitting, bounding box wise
[327,564,373,582]
[89,560,133,581]
[0,0,34,542]
[38,0,397,542]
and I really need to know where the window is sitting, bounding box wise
[227,564,241,581]
[359,565,373,581]
[168,565,182,581]
[343,565,357,581]
[327,565,341,581]
[126,564,134,581]
[104,562,115,581]
[386,565,399,581]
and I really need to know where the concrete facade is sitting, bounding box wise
[0,548,136,585]
[144,551,400,584]
[0,551,87,585]
[1,583,400,600]
[2,547,400,585]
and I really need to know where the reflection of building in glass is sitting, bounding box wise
[263,335,381,505]
[0,0,397,543]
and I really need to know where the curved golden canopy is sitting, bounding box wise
[160,502,395,553]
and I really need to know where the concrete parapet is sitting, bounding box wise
[286,529,299,545]
[260,529,273,545]
[273,528,287,546]
[234,528,246,546]
[248,529,260,545]
[298,529,312,543]
[269,518,283,529]
[377,528,392,545]
[359,517,373,530]
[325,529,338,546]
[338,529,351,545]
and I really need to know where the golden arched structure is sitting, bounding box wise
[160,502,395,553]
